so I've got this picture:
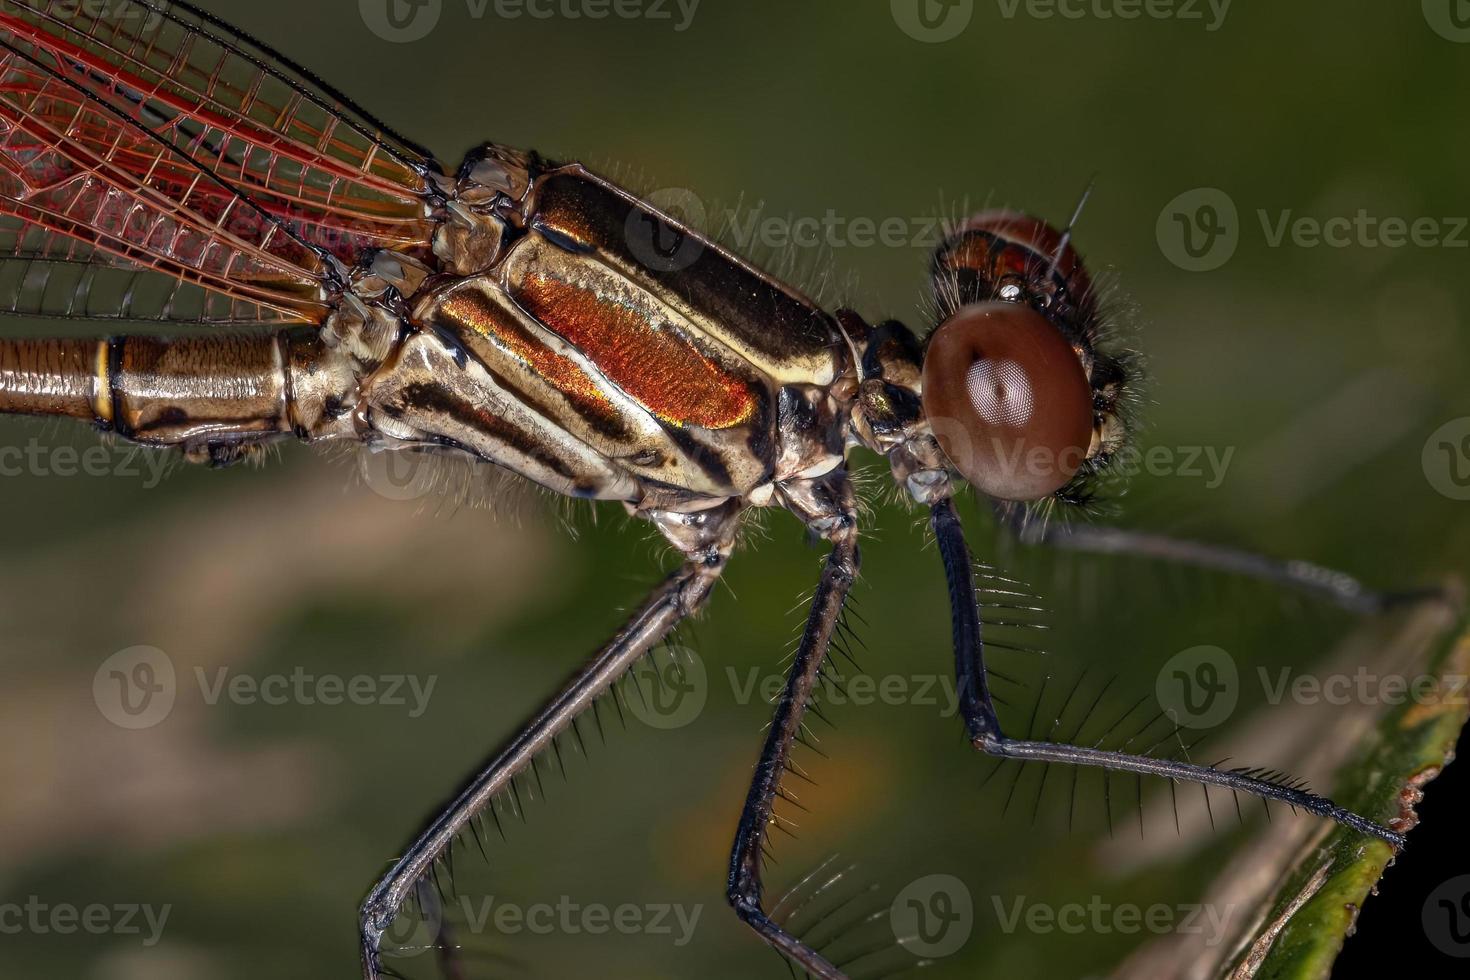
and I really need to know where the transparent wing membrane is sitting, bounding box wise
[0,0,440,324]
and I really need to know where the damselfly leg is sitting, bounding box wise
[360,503,741,980]
[723,487,1408,980]
[726,471,860,980]
[934,498,1407,848]
[995,503,1441,615]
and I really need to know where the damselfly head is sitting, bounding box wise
[882,209,1138,507]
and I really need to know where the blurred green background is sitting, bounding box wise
[2,1,1469,978]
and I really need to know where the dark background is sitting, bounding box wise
[1,1,1468,978]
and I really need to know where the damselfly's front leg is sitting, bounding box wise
[726,470,859,980]
[359,501,742,980]
[994,502,1438,614]
[940,498,1405,846]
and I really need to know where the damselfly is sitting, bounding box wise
[0,2,1437,977]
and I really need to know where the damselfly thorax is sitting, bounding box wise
[0,4,1422,979]
[0,141,1126,541]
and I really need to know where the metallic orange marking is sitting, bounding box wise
[515,273,758,430]
[440,286,620,427]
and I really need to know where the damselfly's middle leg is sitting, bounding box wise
[359,501,742,980]
[726,469,860,980]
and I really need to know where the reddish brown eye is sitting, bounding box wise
[921,302,1093,501]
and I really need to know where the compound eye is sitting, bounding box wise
[921,302,1093,501]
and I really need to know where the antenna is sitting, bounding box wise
[1046,174,1098,280]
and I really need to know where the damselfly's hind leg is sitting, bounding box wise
[940,499,1405,847]
[994,502,1439,614]
[726,470,860,980]
[359,501,742,980]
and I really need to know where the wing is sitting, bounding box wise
[0,0,442,325]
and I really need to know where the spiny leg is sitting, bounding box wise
[360,503,741,980]
[727,471,859,980]
[937,498,1405,847]
[994,501,1438,614]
